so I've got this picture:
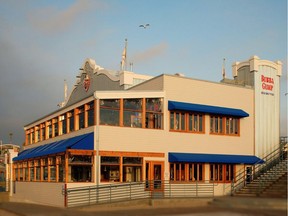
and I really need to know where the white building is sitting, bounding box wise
[11,56,282,206]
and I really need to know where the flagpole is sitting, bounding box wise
[121,39,128,71]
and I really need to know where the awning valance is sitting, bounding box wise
[169,152,264,165]
[13,133,94,161]
[168,101,249,117]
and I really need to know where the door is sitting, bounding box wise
[145,161,164,191]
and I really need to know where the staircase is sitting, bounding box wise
[231,137,287,198]
[234,159,287,198]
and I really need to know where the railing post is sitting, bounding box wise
[88,186,91,205]
[63,183,67,207]
[196,180,198,197]
[129,182,132,200]
[109,184,112,203]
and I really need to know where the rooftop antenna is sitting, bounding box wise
[9,133,13,144]
[130,62,133,72]
[222,58,226,79]
[121,39,128,71]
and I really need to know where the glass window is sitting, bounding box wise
[170,163,203,182]
[226,117,239,135]
[123,166,142,182]
[87,101,94,126]
[101,156,120,182]
[58,156,65,182]
[100,99,120,126]
[68,155,92,182]
[170,112,186,131]
[146,98,162,112]
[53,118,58,137]
[40,124,46,141]
[35,160,40,181]
[210,116,223,134]
[145,98,163,129]
[70,166,92,182]
[31,130,35,144]
[29,161,34,181]
[47,121,52,139]
[59,115,66,135]
[210,164,234,182]
[77,106,85,130]
[68,111,74,132]
[123,99,142,128]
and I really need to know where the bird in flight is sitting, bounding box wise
[139,24,150,29]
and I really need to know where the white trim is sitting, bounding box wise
[94,90,165,99]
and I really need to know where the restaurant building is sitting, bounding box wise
[11,56,282,206]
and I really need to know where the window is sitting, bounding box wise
[29,161,34,181]
[87,101,94,126]
[210,164,235,182]
[35,126,40,143]
[170,163,204,182]
[35,160,41,181]
[69,155,92,182]
[145,98,163,129]
[123,98,142,128]
[100,99,120,126]
[59,115,66,135]
[53,118,58,137]
[78,106,85,130]
[210,116,223,134]
[49,157,56,181]
[123,157,142,182]
[47,121,52,139]
[68,111,74,132]
[210,116,240,135]
[226,117,239,135]
[101,156,120,182]
[58,156,65,182]
[40,124,46,141]
[188,114,203,132]
[170,112,185,131]
[170,112,204,133]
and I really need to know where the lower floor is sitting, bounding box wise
[13,148,261,186]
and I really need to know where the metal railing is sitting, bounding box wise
[65,180,214,207]
[0,180,9,192]
[230,137,287,196]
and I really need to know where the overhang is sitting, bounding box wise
[168,152,264,165]
[13,133,94,161]
[168,101,249,117]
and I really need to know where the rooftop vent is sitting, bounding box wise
[175,73,185,77]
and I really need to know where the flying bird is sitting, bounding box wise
[139,24,150,29]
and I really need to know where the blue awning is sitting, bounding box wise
[168,101,249,117]
[13,133,94,161]
[169,152,264,165]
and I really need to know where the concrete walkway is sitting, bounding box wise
[0,196,286,216]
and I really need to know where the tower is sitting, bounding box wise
[232,56,282,157]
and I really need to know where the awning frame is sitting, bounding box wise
[168,101,249,118]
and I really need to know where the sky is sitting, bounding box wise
[0,0,287,146]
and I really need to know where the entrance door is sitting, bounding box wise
[145,161,164,190]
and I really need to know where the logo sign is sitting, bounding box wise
[261,75,274,96]
[83,76,90,92]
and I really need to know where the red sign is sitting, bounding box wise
[261,75,274,91]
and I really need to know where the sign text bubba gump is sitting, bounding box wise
[261,75,274,91]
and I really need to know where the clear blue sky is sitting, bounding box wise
[0,0,287,145]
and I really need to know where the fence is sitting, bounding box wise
[65,180,214,207]
[230,137,288,195]
[0,180,9,192]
